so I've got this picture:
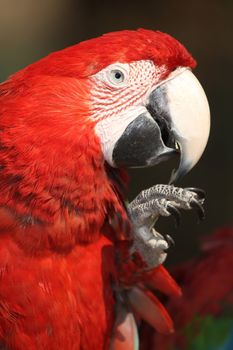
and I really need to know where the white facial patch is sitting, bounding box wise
[94,105,148,166]
[90,60,165,120]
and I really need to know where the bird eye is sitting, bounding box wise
[93,63,129,87]
[109,69,125,85]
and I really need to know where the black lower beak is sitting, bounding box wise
[112,111,177,168]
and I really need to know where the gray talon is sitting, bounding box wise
[165,234,175,248]
[185,187,206,199]
[190,199,205,221]
[167,204,181,227]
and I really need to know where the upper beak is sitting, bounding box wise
[147,68,210,182]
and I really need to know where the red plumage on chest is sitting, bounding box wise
[0,224,116,349]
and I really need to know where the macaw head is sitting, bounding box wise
[5,29,210,183]
[84,29,210,182]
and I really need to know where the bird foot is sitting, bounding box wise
[131,227,169,268]
[128,185,205,268]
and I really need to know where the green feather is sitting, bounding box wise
[183,314,233,350]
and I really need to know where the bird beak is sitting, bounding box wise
[147,68,210,182]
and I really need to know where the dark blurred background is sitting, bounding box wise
[0,0,232,265]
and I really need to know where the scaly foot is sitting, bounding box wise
[128,185,205,268]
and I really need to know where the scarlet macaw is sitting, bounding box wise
[0,29,210,349]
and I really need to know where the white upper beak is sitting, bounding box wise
[165,69,211,182]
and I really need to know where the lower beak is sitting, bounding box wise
[112,112,178,168]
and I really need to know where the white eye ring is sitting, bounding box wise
[108,69,125,85]
[93,63,129,88]
[104,64,129,87]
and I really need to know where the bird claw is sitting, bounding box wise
[165,234,175,249]
[190,199,205,222]
[185,187,206,200]
[128,184,206,268]
[166,204,181,228]
[128,184,205,226]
